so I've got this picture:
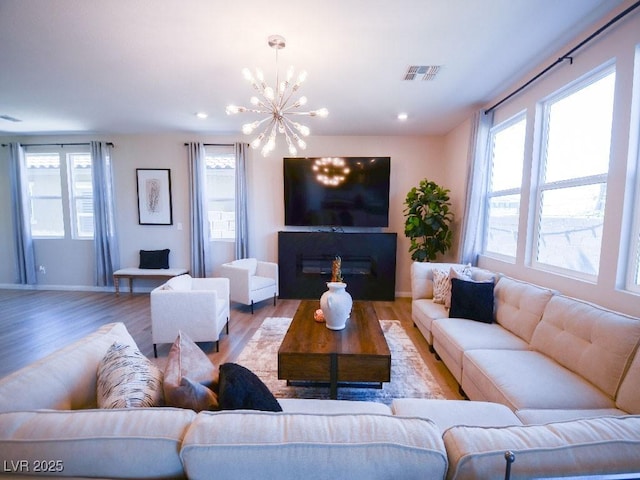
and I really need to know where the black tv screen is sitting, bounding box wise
[283,157,390,227]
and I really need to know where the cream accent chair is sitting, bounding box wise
[219,258,278,314]
[150,274,229,357]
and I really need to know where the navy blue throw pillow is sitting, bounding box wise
[139,249,170,269]
[218,363,282,412]
[449,278,495,324]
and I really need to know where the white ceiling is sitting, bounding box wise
[0,0,625,137]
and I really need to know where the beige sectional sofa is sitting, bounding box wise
[410,261,640,422]
[1,314,640,478]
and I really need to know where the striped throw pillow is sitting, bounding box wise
[97,342,163,408]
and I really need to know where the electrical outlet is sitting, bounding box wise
[38,265,46,274]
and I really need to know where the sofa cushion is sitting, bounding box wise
[217,363,282,412]
[412,299,449,345]
[278,398,392,414]
[163,332,219,412]
[516,408,628,424]
[462,349,616,411]
[449,278,494,324]
[530,295,640,399]
[432,318,528,383]
[0,323,139,412]
[139,248,170,269]
[97,342,163,409]
[180,411,447,480]
[443,415,640,480]
[617,346,640,414]
[493,276,555,342]
[0,408,194,479]
[392,399,522,431]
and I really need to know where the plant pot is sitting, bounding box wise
[320,282,353,330]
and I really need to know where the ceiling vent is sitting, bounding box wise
[403,65,441,81]
[0,114,22,122]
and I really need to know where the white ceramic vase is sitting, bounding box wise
[320,282,353,330]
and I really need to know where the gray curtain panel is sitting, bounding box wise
[187,142,210,277]
[459,109,494,265]
[234,142,249,260]
[9,142,37,285]
[91,141,120,286]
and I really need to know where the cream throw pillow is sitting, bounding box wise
[433,266,472,308]
[97,342,163,408]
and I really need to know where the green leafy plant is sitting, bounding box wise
[403,179,454,262]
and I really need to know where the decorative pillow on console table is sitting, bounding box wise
[217,363,282,412]
[163,331,219,412]
[449,278,495,324]
[97,342,164,408]
[139,249,170,269]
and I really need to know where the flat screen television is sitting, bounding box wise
[283,156,390,227]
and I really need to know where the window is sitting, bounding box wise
[483,113,526,259]
[25,148,93,239]
[25,153,64,238]
[534,66,615,278]
[204,146,235,240]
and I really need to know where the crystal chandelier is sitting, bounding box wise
[225,35,328,157]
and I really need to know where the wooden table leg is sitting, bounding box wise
[330,353,338,399]
[114,276,120,295]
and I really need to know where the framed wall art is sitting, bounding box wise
[136,168,173,225]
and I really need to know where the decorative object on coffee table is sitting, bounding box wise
[320,282,352,330]
[331,255,343,282]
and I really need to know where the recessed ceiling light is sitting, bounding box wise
[195,112,208,119]
[397,113,408,121]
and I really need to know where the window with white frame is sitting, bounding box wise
[25,148,94,239]
[68,153,94,238]
[25,153,65,238]
[483,113,526,259]
[204,146,236,240]
[534,66,615,278]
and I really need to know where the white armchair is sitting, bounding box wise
[150,274,230,357]
[219,258,278,314]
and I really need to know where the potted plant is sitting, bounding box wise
[403,179,454,261]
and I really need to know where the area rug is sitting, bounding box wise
[235,317,446,405]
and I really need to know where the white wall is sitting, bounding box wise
[0,133,448,295]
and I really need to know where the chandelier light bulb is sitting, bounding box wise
[298,96,308,106]
[297,70,308,84]
[251,133,265,149]
[242,68,253,81]
[297,138,307,150]
[242,121,259,135]
[226,105,239,115]
[256,68,264,82]
[250,96,260,106]
[264,86,275,100]
[293,122,310,136]
[287,65,295,81]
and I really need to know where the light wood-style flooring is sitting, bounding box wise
[0,289,463,400]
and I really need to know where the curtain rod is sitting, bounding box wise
[1,142,114,147]
[484,0,640,114]
[183,143,234,147]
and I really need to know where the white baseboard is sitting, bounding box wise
[0,283,113,293]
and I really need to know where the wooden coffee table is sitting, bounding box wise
[278,300,391,399]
